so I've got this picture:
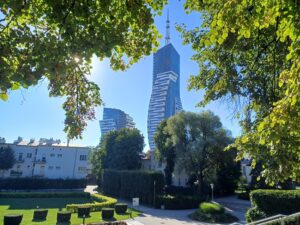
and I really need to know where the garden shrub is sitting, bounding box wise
[246,207,267,222]
[33,209,48,220]
[66,193,117,212]
[115,203,128,214]
[0,192,90,198]
[102,208,114,220]
[200,202,225,214]
[155,194,204,209]
[250,189,300,215]
[165,185,196,196]
[77,206,91,217]
[0,178,87,189]
[246,189,300,222]
[57,211,71,223]
[102,169,164,205]
[4,214,23,225]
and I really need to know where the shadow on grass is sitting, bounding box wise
[32,218,47,222]
[102,217,117,222]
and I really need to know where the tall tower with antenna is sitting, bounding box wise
[165,10,170,45]
[147,10,183,150]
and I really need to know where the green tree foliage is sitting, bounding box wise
[179,0,300,183]
[0,0,167,139]
[155,120,175,186]
[0,146,15,176]
[92,128,144,172]
[155,111,240,194]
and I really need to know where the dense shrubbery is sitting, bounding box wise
[4,214,23,225]
[246,190,300,222]
[164,186,196,196]
[245,207,266,222]
[115,203,128,214]
[57,211,71,223]
[33,209,48,220]
[102,169,164,205]
[77,206,91,217]
[155,194,204,209]
[102,208,114,220]
[190,202,237,223]
[263,214,300,225]
[0,178,87,189]
[66,193,117,212]
[0,192,90,198]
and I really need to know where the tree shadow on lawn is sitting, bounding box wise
[0,197,90,210]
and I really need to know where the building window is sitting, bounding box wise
[56,166,61,170]
[50,153,55,157]
[78,167,86,172]
[79,155,87,161]
[26,153,32,158]
[18,153,23,161]
[57,154,62,158]
[48,166,53,170]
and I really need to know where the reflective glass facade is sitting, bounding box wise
[147,43,183,150]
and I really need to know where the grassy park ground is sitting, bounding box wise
[0,197,140,225]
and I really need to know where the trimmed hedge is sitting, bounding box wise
[57,211,71,223]
[263,213,300,225]
[33,209,48,220]
[78,206,91,217]
[251,190,300,215]
[115,203,128,214]
[102,208,114,220]
[102,169,164,205]
[66,193,117,212]
[246,189,300,222]
[200,202,225,214]
[0,178,87,190]
[0,192,90,198]
[4,214,23,225]
[155,195,204,209]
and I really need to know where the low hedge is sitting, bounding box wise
[0,192,90,198]
[4,214,23,225]
[155,194,204,209]
[57,211,71,223]
[33,209,48,220]
[115,203,128,214]
[246,189,300,222]
[263,213,300,225]
[0,178,87,189]
[66,193,117,212]
[102,208,114,220]
[78,206,91,217]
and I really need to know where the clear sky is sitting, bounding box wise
[0,1,241,149]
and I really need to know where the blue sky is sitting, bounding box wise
[0,1,241,149]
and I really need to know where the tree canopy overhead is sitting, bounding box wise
[0,0,166,139]
[179,0,300,183]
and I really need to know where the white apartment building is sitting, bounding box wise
[0,139,91,179]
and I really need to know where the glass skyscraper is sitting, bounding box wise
[100,108,135,138]
[147,15,183,150]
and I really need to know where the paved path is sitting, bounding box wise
[85,185,250,225]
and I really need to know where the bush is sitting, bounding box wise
[165,186,196,196]
[236,191,250,200]
[102,208,114,220]
[190,202,237,223]
[102,169,164,205]
[57,211,71,223]
[246,207,266,222]
[77,206,91,217]
[0,192,90,198]
[66,193,117,212]
[115,203,128,214]
[200,202,225,214]
[155,195,204,209]
[250,189,300,216]
[263,213,300,225]
[33,209,48,220]
[4,214,23,225]
[0,178,87,190]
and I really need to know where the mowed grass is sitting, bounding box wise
[0,197,140,225]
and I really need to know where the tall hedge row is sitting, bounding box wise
[0,178,87,190]
[246,189,300,222]
[102,169,164,205]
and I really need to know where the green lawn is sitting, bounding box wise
[0,197,140,225]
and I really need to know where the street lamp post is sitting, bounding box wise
[210,183,214,202]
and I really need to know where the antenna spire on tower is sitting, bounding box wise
[165,10,170,45]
